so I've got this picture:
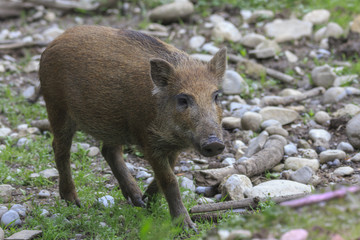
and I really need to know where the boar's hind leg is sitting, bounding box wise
[49,112,79,206]
[101,145,145,207]
[148,153,197,231]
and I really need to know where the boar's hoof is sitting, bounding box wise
[131,197,146,208]
[200,137,225,157]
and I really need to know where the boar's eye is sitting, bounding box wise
[213,91,221,105]
[176,94,191,110]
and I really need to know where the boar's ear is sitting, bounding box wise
[208,47,227,83]
[150,58,175,88]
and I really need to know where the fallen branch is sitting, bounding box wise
[191,209,252,223]
[193,135,286,186]
[191,192,308,214]
[260,87,326,106]
[280,185,360,208]
[138,30,169,38]
[228,54,295,84]
[0,41,48,50]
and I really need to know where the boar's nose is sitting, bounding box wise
[200,136,225,157]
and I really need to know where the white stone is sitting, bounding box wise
[222,117,241,129]
[149,0,194,23]
[1,210,21,226]
[333,75,358,87]
[11,204,26,217]
[284,50,298,63]
[325,22,343,38]
[246,180,313,198]
[333,104,360,117]
[241,33,266,48]
[43,25,64,41]
[136,171,151,179]
[260,107,299,125]
[197,197,215,205]
[309,129,331,142]
[97,195,114,208]
[39,168,59,179]
[279,88,302,97]
[0,127,12,138]
[190,54,213,62]
[222,70,248,95]
[350,153,360,162]
[22,86,35,99]
[314,111,331,125]
[189,35,205,50]
[179,176,195,192]
[241,112,262,131]
[311,65,337,88]
[334,166,354,176]
[212,21,242,42]
[23,60,39,73]
[87,146,100,157]
[284,157,320,171]
[323,87,347,104]
[220,174,252,200]
[303,9,330,24]
[264,19,313,42]
[0,185,15,203]
[38,189,51,198]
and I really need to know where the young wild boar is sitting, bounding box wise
[39,25,226,230]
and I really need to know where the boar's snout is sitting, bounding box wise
[200,135,225,157]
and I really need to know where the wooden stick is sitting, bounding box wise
[260,87,326,106]
[190,192,308,214]
[0,41,48,50]
[280,186,360,208]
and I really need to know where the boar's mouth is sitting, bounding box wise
[195,135,225,157]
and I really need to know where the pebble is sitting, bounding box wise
[311,64,336,88]
[231,104,261,118]
[220,174,252,200]
[314,111,331,125]
[40,209,50,217]
[285,157,320,171]
[351,15,360,33]
[42,25,64,41]
[222,70,248,95]
[0,206,8,219]
[135,171,151,179]
[319,150,346,163]
[246,180,313,198]
[284,50,298,63]
[280,228,309,240]
[290,166,314,184]
[22,86,36,99]
[350,153,360,162]
[260,107,299,125]
[149,0,194,23]
[284,144,298,156]
[38,189,51,198]
[323,87,347,104]
[261,119,282,129]
[222,157,236,166]
[309,129,331,146]
[190,54,213,62]
[333,166,354,176]
[315,146,327,154]
[1,210,22,227]
[0,185,15,204]
[212,21,242,42]
[333,74,358,87]
[337,142,354,153]
[222,117,241,129]
[23,60,39,73]
[241,112,262,131]
[303,9,330,24]
[17,137,31,148]
[346,114,360,149]
[197,197,215,205]
[325,22,344,38]
[279,88,302,97]
[265,126,289,137]
[87,146,100,157]
[298,148,318,159]
[0,127,12,139]
[189,35,205,50]
[245,131,268,157]
[241,33,266,48]
[10,204,26,217]
[195,186,217,197]
[328,159,341,167]
[264,19,313,42]
[97,195,115,208]
[179,176,195,192]
[39,168,59,179]
[249,48,276,59]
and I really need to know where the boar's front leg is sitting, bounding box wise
[101,145,145,207]
[147,151,197,231]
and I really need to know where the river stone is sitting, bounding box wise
[334,166,354,176]
[319,150,346,163]
[311,65,336,88]
[222,70,248,94]
[260,107,299,125]
[195,186,217,197]
[0,227,3,240]
[1,210,21,226]
[314,111,331,125]
[136,171,151,179]
[245,131,269,157]
[87,146,100,157]
[38,189,51,198]
[241,112,262,131]
[0,127,11,139]
[43,25,64,41]
[280,229,309,240]
[264,19,313,42]
[284,144,298,156]
[149,0,194,23]
[246,180,313,198]
[220,174,252,201]
[249,48,275,59]
[261,119,282,129]
[0,206,7,219]
[265,126,288,137]
[212,21,242,42]
[189,35,205,50]
[303,9,330,24]
[279,88,302,97]
[298,148,318,159]
[197,197,215,205]
[284,50,298,63]
[284,157,319,171]
[0,184,15,203]
[97,195,114,208]
[241,33,266,48]
[337,142,354,153]
[350,153,360,162]
[323,87,347,104]
[10,204,26,217]
[333,75,358,87]
[4,230,42,240]
[334,104,360,117]
[309,129,331,143]
[290,166,314,184]
[222,117,241,129]
[325,22,344,38]
[346,114,360,148]
[179,176,195,192]
[351,15,360,33]
[39,168,59,179]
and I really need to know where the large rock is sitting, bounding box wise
[212,21,242,42]
[303,9,330,24]
[260,107,299,125]
[246,180,313,198]
[284,157,320,171]
[0,184,15,203]
[220,174,252,200]
[149,0,194,23]
[222,70,248,95]
[264,19,313,42]
[311,65,337,88]
[346,114,360,148]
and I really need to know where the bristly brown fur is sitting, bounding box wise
[39,25,227,230]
